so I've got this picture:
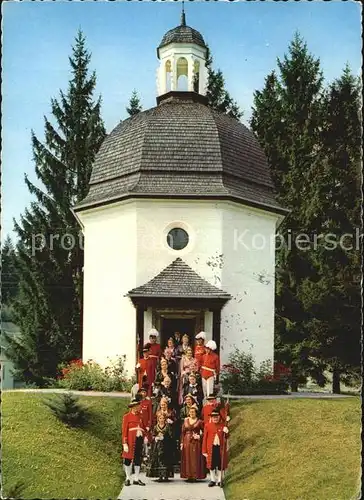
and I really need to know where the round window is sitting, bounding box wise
[167,228,189,250]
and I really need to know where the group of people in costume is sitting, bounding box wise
[121,328,230,488]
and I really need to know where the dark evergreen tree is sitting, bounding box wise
[43,392,90,427]
[299,66,362,393]
[205,45,242,120]
[126,89,142,116]
[1,236,18,305]
[251,33,325,390]
[4,31,106,385]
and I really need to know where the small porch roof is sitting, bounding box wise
[127,257,231,303]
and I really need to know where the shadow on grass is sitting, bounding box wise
[225,432,277,487]
[225,461,276,486]
[81,401,125,459]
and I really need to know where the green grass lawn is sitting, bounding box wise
[225,398,361,500]
[2,393,361,499]
[2,392,128,499]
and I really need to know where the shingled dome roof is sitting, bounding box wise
[158,25,206,51]
[157,12,207,55]
[74,93,287,215]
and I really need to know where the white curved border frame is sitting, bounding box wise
[163,220,195,256]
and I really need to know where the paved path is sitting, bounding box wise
[4,388,130,397]
[117,473,225,500]
[4,388,355,399]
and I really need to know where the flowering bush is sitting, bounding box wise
[220,348,290,395]
[57,356,134,392]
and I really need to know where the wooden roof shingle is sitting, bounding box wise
[128,258,231,300]
[74,95,288,215]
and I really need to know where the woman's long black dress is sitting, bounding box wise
[147,423,175,479]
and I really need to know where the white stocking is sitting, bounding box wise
[134,465,140,481]
[206,377,214,397]
[202,378,208,399]
[209,469,216,483]
[124,464,132,480]
[216,469,222,483]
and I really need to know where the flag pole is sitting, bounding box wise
[221,391,230,487]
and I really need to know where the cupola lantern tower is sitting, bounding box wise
[156,7,208,97]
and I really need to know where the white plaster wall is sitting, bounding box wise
[135,199,224,289]
[79,198,278,377]
[79,201,137,377]
[221,203,279,367]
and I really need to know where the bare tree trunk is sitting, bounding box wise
[290,379,298,392]
[332,368,341,394]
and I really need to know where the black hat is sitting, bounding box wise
[137,386,148,394]
[128,398,141,408]
[206,394,217,400]
[211,409,220,417]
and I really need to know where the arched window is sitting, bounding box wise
[165,60,172,92]
[193,60,200,93]
[177,57,188,91]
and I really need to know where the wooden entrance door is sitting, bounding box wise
[160,317,196,349]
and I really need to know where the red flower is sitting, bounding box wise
[69,359,84,368]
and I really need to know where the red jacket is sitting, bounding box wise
[137,358,155,395]
[140,397,153,430]
[149,343,162,375]
[194,345,206,369]
[202,421,228,470]
[202,402,229,424]
[200,352,220,380]
[121,411,146,460]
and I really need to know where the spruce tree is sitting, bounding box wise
[251,33,325,390]
[299,66,362,393]
[126,89,142,116]
[1,236,18,305]
[4,31,106,385]
[205,45,242,120]
[44,392,90,427]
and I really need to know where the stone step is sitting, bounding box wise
[117,473,226,500]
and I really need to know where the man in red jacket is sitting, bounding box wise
[202,394,231,424]
[138,387,153,432]
[148,328,162,377]
[200,340,220,399]
[194,331,206,370]
[202,409,229,487]
[121,399,147,486]
[136,345,155,396]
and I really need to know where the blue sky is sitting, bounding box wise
[2,1,361,240]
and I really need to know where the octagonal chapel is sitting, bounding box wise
[73,12,287,376]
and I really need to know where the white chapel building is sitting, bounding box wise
[73,13,287,377]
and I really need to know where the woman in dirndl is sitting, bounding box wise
[147,412,175,482]
[180,405,206,482]
[178,346,198,405]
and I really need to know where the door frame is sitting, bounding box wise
[154,308,205,345]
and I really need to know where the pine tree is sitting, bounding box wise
[299,66,362,393]
[43,392,90,426]
[4,31,106,385]
[1,236,18,305]
[205,45,242,120]
[126,89,142,116]
[251,33,325,390]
